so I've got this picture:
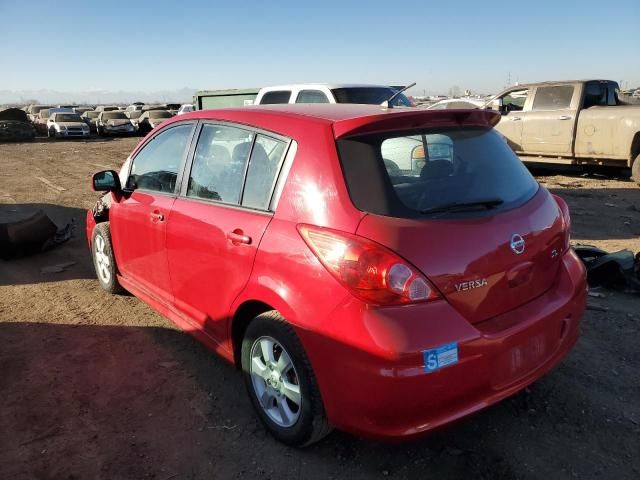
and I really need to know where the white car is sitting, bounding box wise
[177,104,194,115]
[426,98,487,110]
[47,112,91,138]
[254,84,414,107]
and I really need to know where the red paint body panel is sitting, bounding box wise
[87,104,587,441]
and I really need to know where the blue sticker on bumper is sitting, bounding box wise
[423,342,459,373]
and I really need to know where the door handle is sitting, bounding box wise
[150,211,164,222]
[510,116,521,121]
[227,229,252,245]
[558,115,572,120]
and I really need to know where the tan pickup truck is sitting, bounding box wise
[486,80,640,185]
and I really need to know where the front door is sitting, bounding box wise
[166,123,289,342]
[110,122,195,303]
[493,87,530,152]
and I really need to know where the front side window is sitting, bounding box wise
[128,124,193,193]
[338,128,539,218]
[499,89,529,112]
[260,91,291,104]
[187,124,254,204]
[242,135,287,210]
[295,90,329,104]
[532,86,574,110]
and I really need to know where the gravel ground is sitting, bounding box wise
[0,138,638,480]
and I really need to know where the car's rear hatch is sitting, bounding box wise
[334,110,567,323]
[356,189,566,323]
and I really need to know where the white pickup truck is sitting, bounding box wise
[486,80,640,185]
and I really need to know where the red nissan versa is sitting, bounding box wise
[86,104,587,446]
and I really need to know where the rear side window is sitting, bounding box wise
[187,124,254,204]
[337,128,539,218]
[242,135,287,210]
[259,91,291,104]
[532,86,574,110]
[128,124,193,193]
[295,90,329,104]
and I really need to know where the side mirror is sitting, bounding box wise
[490,98,503,112]
[92,170,121,193]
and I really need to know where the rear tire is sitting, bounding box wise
[241,311,332,446]
[632,154,640,186]
[91,222,123,294]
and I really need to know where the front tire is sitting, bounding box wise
[241,312,331,446]
[91,222,123,294]
[632,154,640,186]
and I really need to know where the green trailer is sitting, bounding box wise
[193,88,260,110]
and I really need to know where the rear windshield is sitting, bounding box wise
[149,110,172,119]
[102,112,127,120]
[331,87,412,107]
[337,127,539,218]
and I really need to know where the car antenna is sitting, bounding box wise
[381,82,416,108]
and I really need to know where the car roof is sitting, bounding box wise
[175,104,500,139]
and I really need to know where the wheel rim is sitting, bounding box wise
[94,234,111,284]
[249,336,302,428]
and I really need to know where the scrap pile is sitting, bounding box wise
[575,245,640,294]
[0,108,36,141]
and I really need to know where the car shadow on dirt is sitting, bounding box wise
[1,305,637,480]
[0,203,95,286]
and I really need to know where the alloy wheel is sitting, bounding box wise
[249,336,302,428]
[94,234,111,284]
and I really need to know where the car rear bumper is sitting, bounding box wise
[298,249,587,440]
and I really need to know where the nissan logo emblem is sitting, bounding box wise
[510,234,526,255]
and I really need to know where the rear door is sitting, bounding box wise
[110,122,195,303]
[521,84,579,156]
[166,123,290,341]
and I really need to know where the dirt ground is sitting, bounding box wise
[0,138,639,480]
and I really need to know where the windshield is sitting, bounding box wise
[337,127,539,218]
[102,112,127,120]
[331,87,412,107]
[55,114,83,122]
[149,110,172,119]
[86,111,99,119]
[128,111,142,119]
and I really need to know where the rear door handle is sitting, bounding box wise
[510,116,521,121]
[558,115,572,120]
[150,211,164,222]
[227,229,252,245]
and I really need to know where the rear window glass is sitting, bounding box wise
[295,90,329,104]
[337,128,539,218]
[332,87,412,107]
[532,86,574,110]
[260,91,291,104]
[102,112,127,120]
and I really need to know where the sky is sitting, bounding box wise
[1,0,639,101]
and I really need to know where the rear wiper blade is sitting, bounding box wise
[420,198,504,215]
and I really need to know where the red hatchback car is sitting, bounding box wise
[87,104,587,446]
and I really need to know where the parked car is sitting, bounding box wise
[26,104,53,122]
[136,109,173,135]
[96,111,136,136]
[426,98,486,110]
[81,110,100,133]
[485,80,640,184]
[125,110,143,131]
[177,104,194,115]
[47,112,91,138]
[95,105,120,112]
[254,84,415,106]
[87,104,587,446]
[33,109,51,134]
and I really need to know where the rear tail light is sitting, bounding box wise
[553,194,571,252]
[297,224,441,306]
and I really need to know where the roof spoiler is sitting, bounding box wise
[333,109,501,139]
